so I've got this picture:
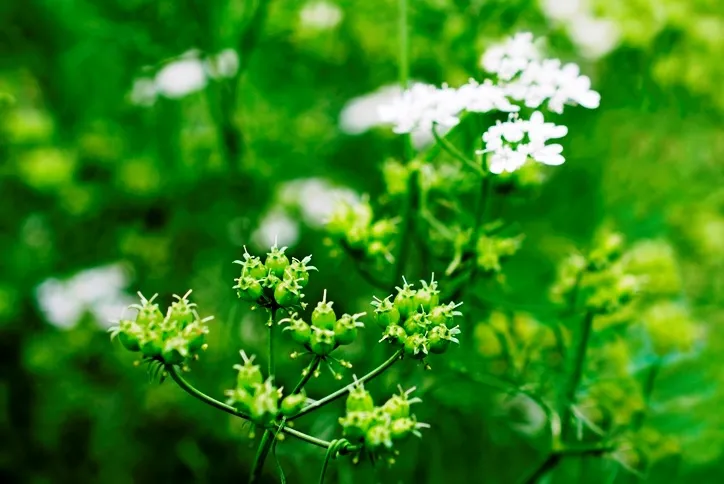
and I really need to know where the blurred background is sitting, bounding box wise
[2,0,724,482]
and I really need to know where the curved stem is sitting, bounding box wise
[432,124,484,175]
[290,349,404,420]
[165,365,330,448]
[166,364,251,419]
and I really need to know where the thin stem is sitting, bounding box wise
[164,365,327,448]
[166,364,251,419]
[560,311,595,439]
[268,307,277,376]
[431,124,484,175]
[631,358,661,430]
[250,305,281,483]
[289,349,404,420]
[521,445,612,484]
[393,170,419,290]
[398,0,412,161]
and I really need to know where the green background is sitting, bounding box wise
[2,0,724,482]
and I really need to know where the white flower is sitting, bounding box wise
[155,57,207,98]
[252,209,300,249]
[378,83,464,134]
[339,84,402,134]
[299,1,343,30]
[35,264,134,329]
[481,32,540,81]
[488,145,529,174]
[480,111,568,173]
[205,48,239,79]
[456,79,520,113]
[504,58,600,113]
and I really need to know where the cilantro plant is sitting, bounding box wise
[109,3,697,483]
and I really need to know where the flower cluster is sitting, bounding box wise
[109,291,211,365]
[482,32,601,114]
[338,382,429,462]
[377,32,600,175]
[480,111,568,174]
[233,243,316,310]
[373,275,462,361]
[326,197,398,264]
[225,351,308,426]
[280,290,365,367]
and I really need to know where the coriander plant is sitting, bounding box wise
[110,4,691,483]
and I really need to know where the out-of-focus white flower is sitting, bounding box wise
[456,79,520,113]
[252,209,300,249]
[538,0,620,59]
[300,1,343,30]
[504,58,600,113]
[378,83,464,134]
[540,0,582,21]
[567,14,620,60]
[481,32,541,81]
[339,85,402,135]
[35,264,134,329]
[205,48,239,79]
[155,57,207,98]
[130,78,157,106]
[481,111,568,174]
[279,178,360,228]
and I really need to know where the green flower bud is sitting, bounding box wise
[310,327,336,356]
[334,312,365,345]
[265,243,290,278]
[311,290,336,330]
[372,296,400,327]
[394,278,417,318]
[234,351,263,391]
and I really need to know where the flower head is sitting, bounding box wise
[480,111,568,174]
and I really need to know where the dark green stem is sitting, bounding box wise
[393,170,419,290]
[398,0,412,161]
[164,365,327,448]
[290,349,404,420]
[432,124,484,175]
[521,444,612,484]
[560,311,595,439]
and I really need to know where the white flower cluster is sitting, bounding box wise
[376,31,600,174]
[481,111,567,174]
[130,49,240,106]
[482,32,601,114]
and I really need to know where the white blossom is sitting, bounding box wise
[35,264,134,329]
[504,58,600,113]
[481,32,540,81]
[300,1,343,30]
[155,56,207,99]
[205,48,239,79]
[480,111,568,174]
[456,79,520,113]
[378,83,464,134]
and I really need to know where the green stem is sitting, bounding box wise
[432,124,484,175]
[268,307,277,376]
[393,169,419,290]
[290,349,404,420]
[521,445,612,484]
[560,311,595,439]
[250,306,281,484]
[164,365,327,448]
[398,0,412,161]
